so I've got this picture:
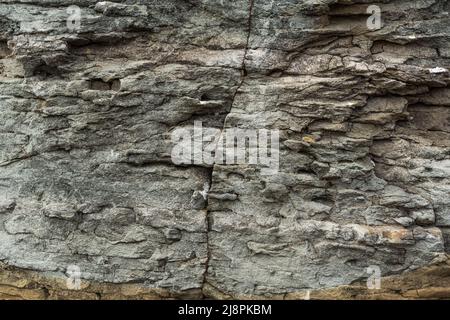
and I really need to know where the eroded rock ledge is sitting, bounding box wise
[0,0,449,299]
[1,258,450,299]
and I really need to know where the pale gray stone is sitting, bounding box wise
[0,0,449,298]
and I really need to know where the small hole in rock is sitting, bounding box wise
[90,78,121,91]
[200,88,224,101]
[33,64,61,79]
[0,41,11,59]
[200,92,214,101]
[111,79,121,91]
[267,69,283,77]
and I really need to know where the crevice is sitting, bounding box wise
[89,78,121,91]
[0,40,11,59]
[201,0,255,298]
[32,64,62,80]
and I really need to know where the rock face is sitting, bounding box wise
[0,0,449,299]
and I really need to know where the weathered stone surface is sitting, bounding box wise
[0,0,449,299]
[2,258,450,300]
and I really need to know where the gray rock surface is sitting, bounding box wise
[0,0,449,297]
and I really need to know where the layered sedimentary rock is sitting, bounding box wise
[0,0,449,299]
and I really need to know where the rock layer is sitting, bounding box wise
[0,0,449,299]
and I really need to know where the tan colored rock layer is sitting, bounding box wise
[1,257,449,300]
[0,262,200,300]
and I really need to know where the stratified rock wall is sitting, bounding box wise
[0,0,449,299]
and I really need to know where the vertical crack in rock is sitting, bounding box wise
[203,0,450,298]
[202,0,256,297]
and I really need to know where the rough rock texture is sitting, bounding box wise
[0,0,449,299]
[2,259,450,300]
